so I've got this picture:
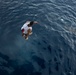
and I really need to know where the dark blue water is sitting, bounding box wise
[0,0,76,75]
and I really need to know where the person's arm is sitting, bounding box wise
[34,21,38,24]
[27,29,32,35]
[26,29,32,37]
[24,29,31,39]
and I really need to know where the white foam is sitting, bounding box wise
[61,18,64,22]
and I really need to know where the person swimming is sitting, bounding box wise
[21,21,38,40]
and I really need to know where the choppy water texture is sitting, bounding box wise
[0,0,76,75]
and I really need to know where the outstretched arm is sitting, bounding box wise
[34,21,38,24]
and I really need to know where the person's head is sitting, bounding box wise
[28,21,34,27]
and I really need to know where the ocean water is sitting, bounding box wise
[0,0,76,75]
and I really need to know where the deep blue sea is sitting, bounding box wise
[0,0,76,75]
